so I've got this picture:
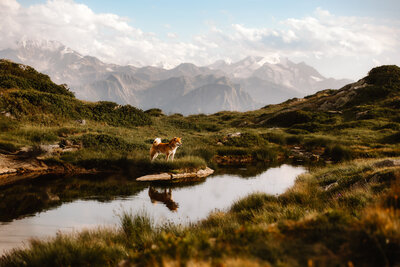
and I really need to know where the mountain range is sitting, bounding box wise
[0,40,352,115]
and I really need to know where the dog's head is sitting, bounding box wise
[171,137,182,147]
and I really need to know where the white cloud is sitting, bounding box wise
[0,1,399,79]
[167,32,178,39]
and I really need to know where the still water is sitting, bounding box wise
[0,164,305,255]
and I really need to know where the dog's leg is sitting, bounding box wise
[151,152,159,161]
[170,152,175,161]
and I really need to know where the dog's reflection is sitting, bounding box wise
[148,186,179,211]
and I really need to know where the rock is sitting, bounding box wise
[324,182,338,191]
[117,260,132,267]
[216,142,223,146]
[327,110,343,114]
[46,191,60,202]
[1,111,14,119]
[227,132,241,138]
[196,167,214,177]
[369,174,380,183]
[171,172,195,179]
[76,119,86,125]
[310,154,320,161]
[136,173,172,181]
[373,159,400,168]
[356,111,369,120]
[136,167,214,182]
[59,139,73,148]
[39,144,61,154]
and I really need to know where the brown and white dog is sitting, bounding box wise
[150,137,182,161]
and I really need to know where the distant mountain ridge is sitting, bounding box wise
[0,40,352,115]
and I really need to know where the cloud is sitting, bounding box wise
[0,1,399,79]
[0,0,202,67]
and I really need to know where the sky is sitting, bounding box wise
[1,0,400,79]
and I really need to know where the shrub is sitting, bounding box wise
[144,108,164,117]
[0,141,19,152]
[27,130,58,143]
[304,137,335,149]
[365,65,400,87]
[324,144,353,162]
[217,147,249,156]
[261,132,286,145]
[251,147,277,161]
[0,117,19,131]
[80,134,146,151]
[265,110,313,127]
[286,135,304,145]
[223,132,266,147]
[291,122,326,133]
[381,132,400,144]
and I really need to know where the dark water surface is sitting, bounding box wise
[0,164,305,254]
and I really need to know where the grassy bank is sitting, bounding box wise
[1,158,399,266]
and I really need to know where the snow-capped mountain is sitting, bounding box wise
[208,56,353,103]
[0,40,352,114]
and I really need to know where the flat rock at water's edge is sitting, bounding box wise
[136,167,214,182]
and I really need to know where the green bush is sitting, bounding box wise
[381,132,400,144]
[223,133,266,147]
[265,110,313,127]
[286,135,304,145]
[27,130,58,143]
[0,141,19,152]
[365,65,400,87]
[0,117,19,131]
[144,108,164,117]
[261,132,286,145]
[324,144,353,162]
[251,147,277,161]
[304,137,335,149]
[80,134,146,151]
[217,147,249,156]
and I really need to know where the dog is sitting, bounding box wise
[150,137,182,161]
[148,186,179,211]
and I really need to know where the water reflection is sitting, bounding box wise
[0,164,306,255]
[148,186,179,211]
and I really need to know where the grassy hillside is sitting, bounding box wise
[0,61,399,266]
[1,60,399,170]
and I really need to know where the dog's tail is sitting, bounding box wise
[153,138,161,146]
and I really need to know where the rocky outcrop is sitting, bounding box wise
[136,167,214,182]
[373,159,400,168]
